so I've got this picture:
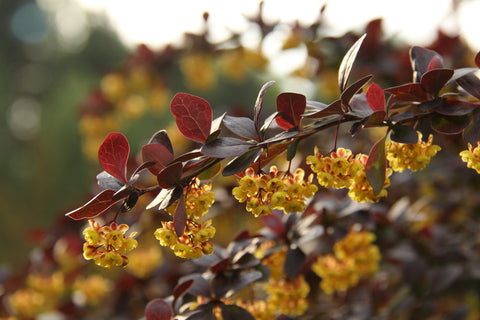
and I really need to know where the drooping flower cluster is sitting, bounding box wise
[73,275,113,305]
[460,141,480,174]
[306,147,392,202]
[386,132,441,172]
[166,179,215,219]
[232,166,318,217]
[154,220,215,259]
[312,230,381,294]
[82,220,138,268]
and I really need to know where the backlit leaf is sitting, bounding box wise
[254,80,276,133]
[145,298,172,320]
[142,143,174,175]
[475,51,480,68]
[341,74,373,109]
[456,73,480,100]
[338,33,366,92]
[170,93,212,143]
[365,135,387,195]
[65,189,120,220]
[366,83,385,111]
[148,130,173,155]
[98,132,130,183]
[385,83,428,102]
[174,195,187,236]
[410,46,442,82]
[275,92,306,129]
[420,68,453,96]
[146,185,183,211]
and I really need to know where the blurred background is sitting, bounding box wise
[0,0,478,265]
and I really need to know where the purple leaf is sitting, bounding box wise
[145,299,172,320]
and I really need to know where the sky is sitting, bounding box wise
[71,0,480,51]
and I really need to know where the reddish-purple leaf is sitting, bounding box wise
[174,196,187,236]
[456,73,480,100]
[475,51,480,68]
[157,162,183,189]
[275,92,306,130]
[410,46,442,82]
[385,83,428,102]
[223,115,259,141]
[366,83,385,112]
[170,93,212,143]
[431,113,471,135]
[98,133,130,183]
[173,280,194,309]
[145,298,172,320]
[420,68,453,96]
[65,190,120,220]
[427,55,444,71]
[365,136,387,196]
[142,143,174,175]
[222,148,262,176]
[304,99,343,119]
[338,34,367,92]
[261,214,285,237]
[148,130,174,155]
[341,74,373,109]
[254,80,276,133]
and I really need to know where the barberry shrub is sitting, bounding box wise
[3,8,480,320]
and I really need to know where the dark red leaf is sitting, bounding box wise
[385,83,428,102]
[341,74,373,109]
[410,46,443,82]
[420,68,453,96]
[475,51,480,68]
[431,113,471,135]
[157,162,183,189]
[364,111,386,127]
[201,137,256,158]
[98,133,130,183]
[365,135,387,195]
[148,130,174,155]
[142,143,174,175]
[173,280,194,309]
[275,92,306,129]
[170,93,212,143]
[254,80,276,133]
[366,83,385,111]
[338,34,367,92]
[427,55,444,71]
[65,190,120,220]
[261,214,285,237]
[435,98,479,116]
[145,298,172,320]
[284,247,306,278]
[174,196,187,236]
[456,73,480,100]
[304,99,343,118]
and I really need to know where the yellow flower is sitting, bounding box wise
[460,142,480,173]
[234,166,317,217]
[265,275,310,317]
[82,220,138,268]
[74,275,113,305]
[8,289,48,318]
[312,230,381,294]
[126,245,163,278]
[386,132,441,172]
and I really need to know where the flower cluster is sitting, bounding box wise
[7,272,66,318]
[82,220,138,268]
[306,147,392,202]
[73,275,113,305]
[126,245,163,278]
[154,220,215,259]
[166,179,215,219]
[232,166,318,217]
[312,230,381,294]
[264,275,310,317]
[386,132,441,172]
[460,141,480,174]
